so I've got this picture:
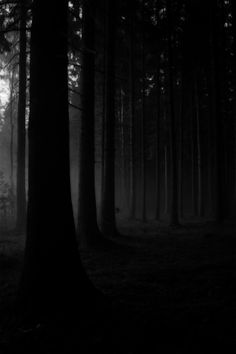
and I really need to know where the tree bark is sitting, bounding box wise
[167,0,179,226]
[128,0,136,219]
[141,0,146,222]
[18,0,104,323]
[100,0,118,236]
[194,73,203,217]
[9,69,14,194]
[16,0,27,232]
[155,62,161,221]
[77,0,102,248]
[210,2,225,222]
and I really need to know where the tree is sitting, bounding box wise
[16,0,27,232]
[128,0,136,219]
[100,0,118,236]
[155,54,161,221]
[166,0,179,226]
[77,0,103,248]
[140,0,147,222]
[18,0,104,322]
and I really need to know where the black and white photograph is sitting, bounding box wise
[0,0,235,353]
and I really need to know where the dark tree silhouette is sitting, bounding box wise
[77,0,103,248]
[167,0,179,226]
[100,0,118,236]
[16,0,27,232]
[128,0,136,219]
[140,0,147,222]
[18,0,105,322]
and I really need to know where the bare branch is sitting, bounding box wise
[69,103,82,111]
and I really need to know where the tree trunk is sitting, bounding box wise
[18,0,104,323]
[210,3,225,222]
[77,0,102,248]
[9,69,14,194]
[167,0,179,226]
[119,87,126,210]
[128,0,136,219]
[141,1,146,222]
[178,73,184,220]
[164,143,168,215]
[194,74,203,217]
[100,0,118,236]
[16,0,27,232]
[191,85,198,217]
[100,0,106,218]
[155,64,161,221]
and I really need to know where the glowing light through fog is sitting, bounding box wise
[0,69,10,130]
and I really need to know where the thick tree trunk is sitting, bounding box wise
[100,0,118,236]
[18,0,104,323]
[16,0,27,232]
[77,0,102,248]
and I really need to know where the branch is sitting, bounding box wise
[0,26,31,34]
[1,51,19,69]
[69,103,82,111]
[68,87,82,96]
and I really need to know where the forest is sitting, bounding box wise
[0,0,235,353]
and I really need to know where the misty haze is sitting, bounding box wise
[0,0,235,353]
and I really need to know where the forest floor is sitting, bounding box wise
[0,218,235,353]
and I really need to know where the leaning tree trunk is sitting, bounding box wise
[16,0,27,232]
[77,0,103,248]
[100,0,118,237]
[18,0,105,323]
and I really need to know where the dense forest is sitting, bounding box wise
[0,0,235,353]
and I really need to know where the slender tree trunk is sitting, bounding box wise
[9,69,14,193]
[191,85,198,217]
[119,87,126,210]
[210,3,225,222]
[141,1,146,222]
[155,64,161,221]
[194,74,203,217]
[207,68,214,217]
[129,1,136,218]
[179,74,184,219]
[167,0,179,226]
[100,0,106,216]
[164,133,168,215]
[16,0,27,232]
[164,103,169,215]
[18,0,104,322]
[100,0,118,236]
[77,0,102,248]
